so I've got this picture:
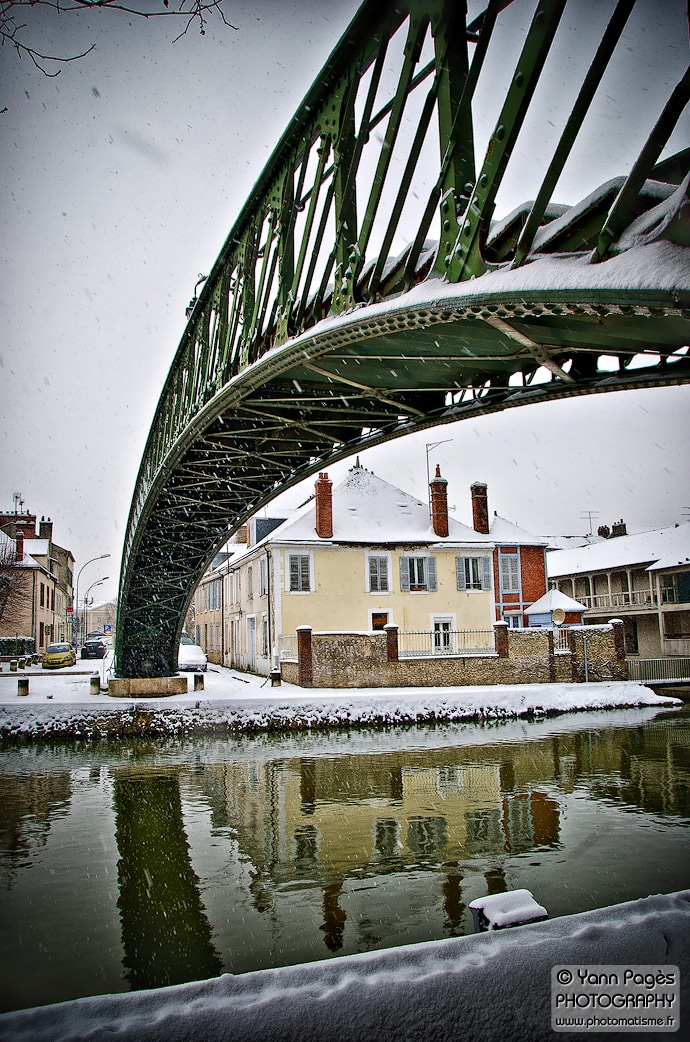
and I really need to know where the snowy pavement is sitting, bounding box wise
[0,655,681,739]
[1,890,688,1042]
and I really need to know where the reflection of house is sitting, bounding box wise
[0,512,75,650]
[547,522,690,658]
[196,462,497,673]
[467,482,549,627]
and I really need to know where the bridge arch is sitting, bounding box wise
[115,0,690,677]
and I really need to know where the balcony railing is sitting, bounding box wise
[576,590,655,611]
[398,630,495,659]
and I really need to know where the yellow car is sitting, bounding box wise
[42,643,77,669]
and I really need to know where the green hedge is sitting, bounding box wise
[0,636,36,657]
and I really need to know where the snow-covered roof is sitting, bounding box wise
[547,523,690,577]
[0,528,40,570]
[23,538,49,557]
[489,514,548,547]
[263,464,494,548]
[526,589,587,615]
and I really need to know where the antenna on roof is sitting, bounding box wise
[580,510,598,536]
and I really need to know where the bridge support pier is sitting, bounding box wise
[108,676,188,698]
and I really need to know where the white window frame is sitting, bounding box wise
[288,551,312,593]
[432,613,456,653]
[366,552,391,593]
[259,557,268,597]
[456,555,491,592]
[400,555,437,593]
[369,609,392,631]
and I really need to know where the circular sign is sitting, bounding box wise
[552,607,566,624]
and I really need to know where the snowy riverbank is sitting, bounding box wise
[1,890,688,1042]
[0,659,681,739]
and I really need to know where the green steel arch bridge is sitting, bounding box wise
[115,0,690,678]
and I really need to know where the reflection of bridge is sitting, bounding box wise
[115,0,690,677]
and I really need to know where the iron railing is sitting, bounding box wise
[398,629,495,658]
[627,658,690,684]
[577,590,656,610]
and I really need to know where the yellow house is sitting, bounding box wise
[196,461,496,675]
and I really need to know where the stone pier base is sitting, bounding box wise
[108,676,188,698]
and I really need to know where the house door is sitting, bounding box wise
[247,616,256,671]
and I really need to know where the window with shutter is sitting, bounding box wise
[499,553,519,592]
[369,555,389,592]
[289,554,310,592]
[456,556,488,591]
[401,556,434,591]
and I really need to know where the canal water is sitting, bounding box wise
[1,705,688,1013]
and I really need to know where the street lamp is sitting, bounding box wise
[83,578,108,641]
[74,554,110,647]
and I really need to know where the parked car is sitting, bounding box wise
[81,638,107,660]
[43,643,77,669]
[178,635,207,672]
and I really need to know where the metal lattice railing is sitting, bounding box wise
[398,629,495,658]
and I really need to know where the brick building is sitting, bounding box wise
[0,513,75,651]
[468,482,549,627]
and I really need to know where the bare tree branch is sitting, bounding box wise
[0,538,30,630]
[1,0,238,78]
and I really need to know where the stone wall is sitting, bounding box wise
[286,622,626,688]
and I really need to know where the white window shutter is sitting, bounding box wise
[456,557,466,590]
[400,558,410,592]
[482,557,492,590]
[428,557,437,591]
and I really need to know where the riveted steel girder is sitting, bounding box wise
[116,0,690,677]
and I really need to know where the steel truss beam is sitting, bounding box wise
[116,0,690,676]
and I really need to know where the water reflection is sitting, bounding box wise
[113,772,223,988]
[0,708,688,1011]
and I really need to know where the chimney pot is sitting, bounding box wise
[471,482,490,534]
[430,466,449,538]
[315,472,333,538]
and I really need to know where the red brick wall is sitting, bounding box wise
[520,546,547,604]
[494,545,547,622]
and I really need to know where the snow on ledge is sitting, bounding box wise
[2,890,688,1042]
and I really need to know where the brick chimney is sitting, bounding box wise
[471,482,490,534]
[39,516,53,542]
[15,530,24,562]
[315,472,333,538]
[429,465,449,538]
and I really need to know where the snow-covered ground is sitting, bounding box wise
[0,655,681,739]
[1,890,687,1042]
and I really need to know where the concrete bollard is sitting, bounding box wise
[90,673,101,695]
[193,673,204,692]
[18,677,29,696]
[18,658,26,669]
[10,660,17,673]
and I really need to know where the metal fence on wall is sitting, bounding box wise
[398,630,495,658]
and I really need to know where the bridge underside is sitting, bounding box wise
[117,275,689,678]
[115,0,690,677]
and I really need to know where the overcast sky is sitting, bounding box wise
[1,0,688,605]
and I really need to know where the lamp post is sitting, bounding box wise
[83,578,108,641]
[74,554,110,647]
